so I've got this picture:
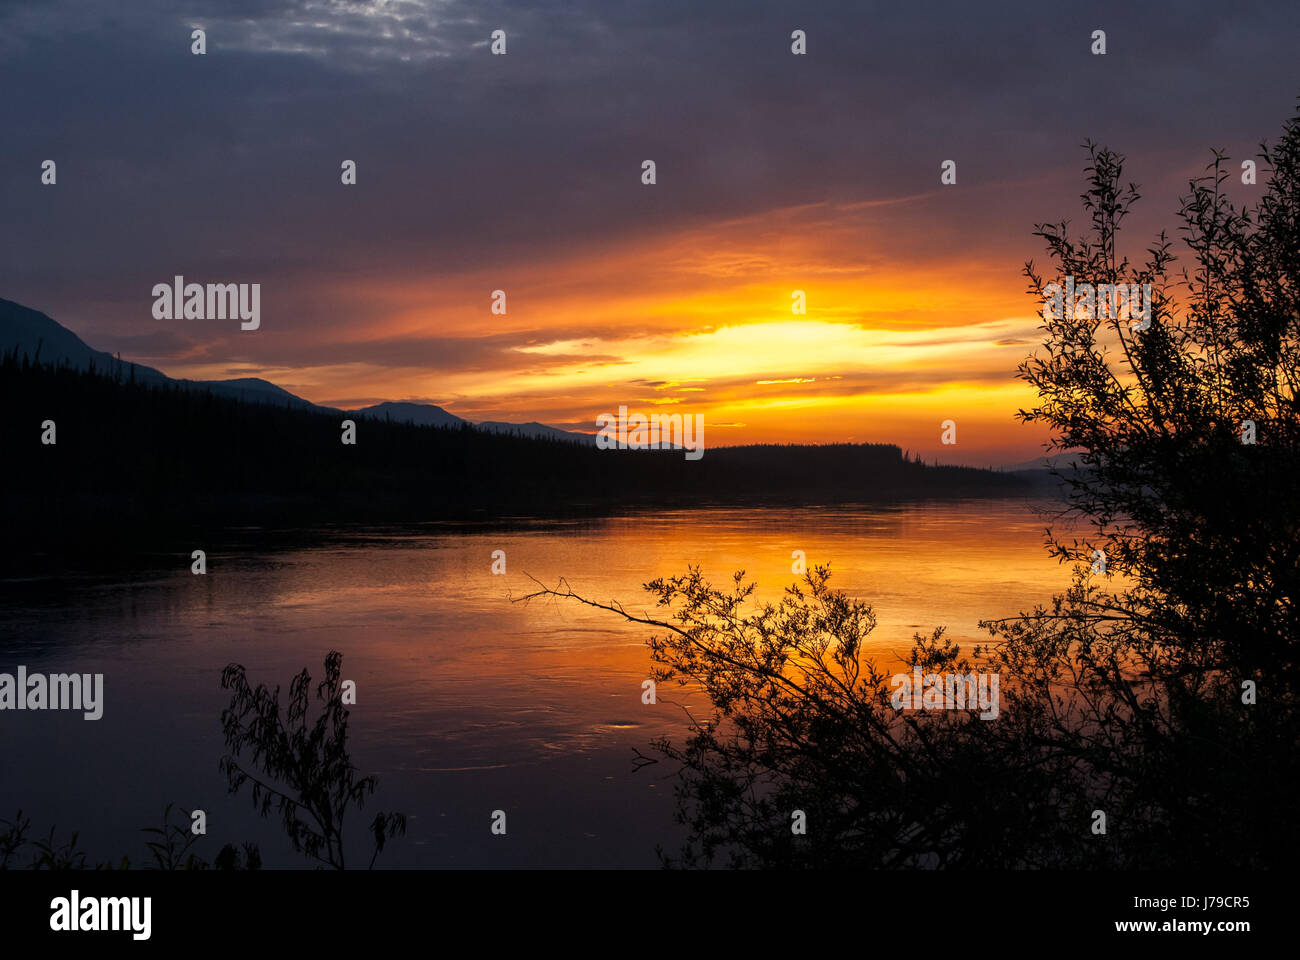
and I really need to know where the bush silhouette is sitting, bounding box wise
[220,651,406,869]
[525,98,1300,868]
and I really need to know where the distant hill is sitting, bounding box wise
[176,376,334,412]
[998,452,1084,473]
[350,405,595,443]
[0,297,589,438]
[353,400,464,429]
[0,297,336,412]
[0,297,169,385]
[474,420,596,444]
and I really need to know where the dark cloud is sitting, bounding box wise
[171,325,628,371]
[1,0,1297,363]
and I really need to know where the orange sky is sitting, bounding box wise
[8,1,1293,471]
[153,199,1051,467]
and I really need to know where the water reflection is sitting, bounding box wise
[0,499,1067,867]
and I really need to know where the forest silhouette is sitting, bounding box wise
[0,350,1030,549]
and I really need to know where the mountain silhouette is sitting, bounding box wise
[0,297,169,384]
[352,400,463,428]
[0,297,592,440]
[0,297,332,411]
[473,420,597,444]
[2,297,1034,546]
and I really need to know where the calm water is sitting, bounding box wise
[0,499,1069,867]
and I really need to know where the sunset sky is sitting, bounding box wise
[3,0,1297,465]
